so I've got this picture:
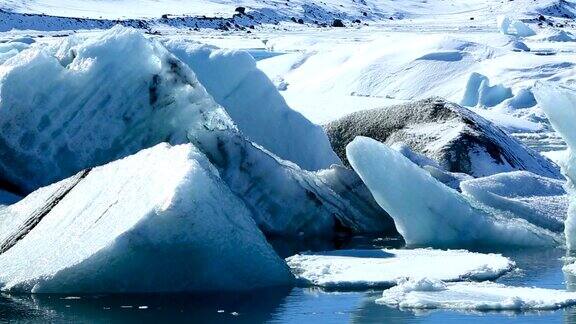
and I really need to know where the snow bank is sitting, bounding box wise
[533,82,576,250]
[286,249,513,290]
[461,171,567,232]
[0,143,293,293]
[378,278,576,310]
[347,136,559,248]
[164,39,340,171]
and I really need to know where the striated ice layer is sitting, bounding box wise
[0,143,293,293]
[347,136,559,248]
[378,278,576,311]
[286,249,513,290]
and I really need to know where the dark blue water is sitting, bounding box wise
[1,247,575,323]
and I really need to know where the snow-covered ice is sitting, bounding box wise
[324,98,560,178]
[378,278,576,311]
[347,136,559,248]
[460,171,568,232]
[0,143,293,293]
[286,249,514,290]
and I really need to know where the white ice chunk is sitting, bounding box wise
[461,171,567,232]
[460,72,513,107]
[0,143,292,293]
[347,136,559,248]
[378,278,576,311]
[533,82,576,250]
[164,40,341,171]
[497,16,511,35]
[286,249,514,289]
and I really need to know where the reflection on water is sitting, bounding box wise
[2,246,576,323]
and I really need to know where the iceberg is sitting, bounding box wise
[0,27,392,238]
[325,98,560,179]
[0,143,293,293]
[378,278,576,311]
[286,249,513,290]
[460,171,567,232]
[533,82,576,250]
[164,39,341,171]
[346,136,559,248]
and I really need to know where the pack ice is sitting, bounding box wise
[0,26,393,238]
[347,136,559,248]
[0,143,293,293]
[378,278,576,311]
[286,249,513,290]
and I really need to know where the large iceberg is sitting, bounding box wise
[378,278,576,311]
[0,26,393,238]
[325,98,560,178]
[460,171,567,232]
[164,39,341,171]
[533,82,576,250]
[286,249,513,290]
[0,143,293,293]
[347,136,559,248]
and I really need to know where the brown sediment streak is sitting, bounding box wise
[0,169,91,255]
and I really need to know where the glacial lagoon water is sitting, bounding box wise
[1,238,576,323]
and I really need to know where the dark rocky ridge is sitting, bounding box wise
[324,97,562,179]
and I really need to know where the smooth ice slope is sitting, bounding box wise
[533,82,576,250]
[164,39,340,171]
[461,171,567,232]
[0,143,292,293]
[378,278,576,310]
[286,249,513,290]
[347,136,559,248]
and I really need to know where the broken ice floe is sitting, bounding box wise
[378,278,576,311]
[286,249,514,290]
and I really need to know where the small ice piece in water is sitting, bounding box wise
[460,171,567,232]
[378,278,576,310]
[286,249,514,289]
[346,136,559,248]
